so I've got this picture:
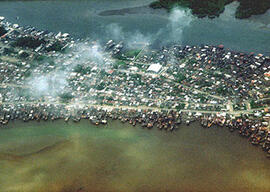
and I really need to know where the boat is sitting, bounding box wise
[65,117,70,122]
[147,123,153,129]
[170,125,175,131]
[101,119,107,124]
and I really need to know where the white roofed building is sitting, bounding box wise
[147,63,162,73]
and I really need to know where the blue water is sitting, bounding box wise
[0,0,269,54]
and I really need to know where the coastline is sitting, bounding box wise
[1,104,270,158]
[98,1,270,20]
[0,17,269,159]
[149,0,270,19]
[0,2,269,191]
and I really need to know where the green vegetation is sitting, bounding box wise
[3,47,15,55]
[96,82,106,90]
[0,26,7,36]
[24,70,31,78]
[176,103,186,110]
[250,99,260,109]
[216,87,229,95]
[73,64,92,74]
[124,49,141,58]
[198,94,208,103]
[113,54,127,60]
[19,51,29,59]
[191,0,233,18]
[150,0,233,18]
[73,64,84,73]
[187,58,197,65]
[130,73,142,80]
[213,71,223,78]
[175,73,186,82]
[35,55,46,61]
[12,36,45,49]
[59,92,74,103]
[197,79,212,87]
[150,0,190,9]
[150,0,270,18]
[45,41,64,52]
[236,0,270,19]
[113,60,127,69]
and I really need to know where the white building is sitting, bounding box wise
[147,63,162,73]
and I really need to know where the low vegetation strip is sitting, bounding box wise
[150,0,270,19]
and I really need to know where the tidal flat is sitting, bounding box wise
[0,120,269,192]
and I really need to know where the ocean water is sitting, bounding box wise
[0,0,269,54]
[0,120,269,192]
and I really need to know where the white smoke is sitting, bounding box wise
[106,23,150,48]
[89,44,108,64]
[106,23,125,42]
[28,71,67,97]
[219,1,239,21]
[70,42,112,66]
[26,41,112,99]
[25,8,193,99]
[127,31,151,48]
[167,8,194,43]
[105,8,194,47]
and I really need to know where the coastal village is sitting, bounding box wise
[0,17,270,157]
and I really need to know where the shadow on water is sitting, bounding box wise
[0,120,269,192]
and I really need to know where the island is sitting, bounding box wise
[150,0,270,19]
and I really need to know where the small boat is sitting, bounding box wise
[101,119,107,124]
[2,120,8,125]
[170,125,175,131]
[65,117,69,122]
[176,119,181,125]
[72,118,80,122]
[147,123,153,129]
[251,141,259,145]
[164,124,168,130]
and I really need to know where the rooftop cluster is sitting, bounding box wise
[0,17,269,157]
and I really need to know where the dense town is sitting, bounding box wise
[0,17,270,157]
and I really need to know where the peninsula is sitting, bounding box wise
[0,17,270,158]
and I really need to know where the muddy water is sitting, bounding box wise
[0,120,269,192]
